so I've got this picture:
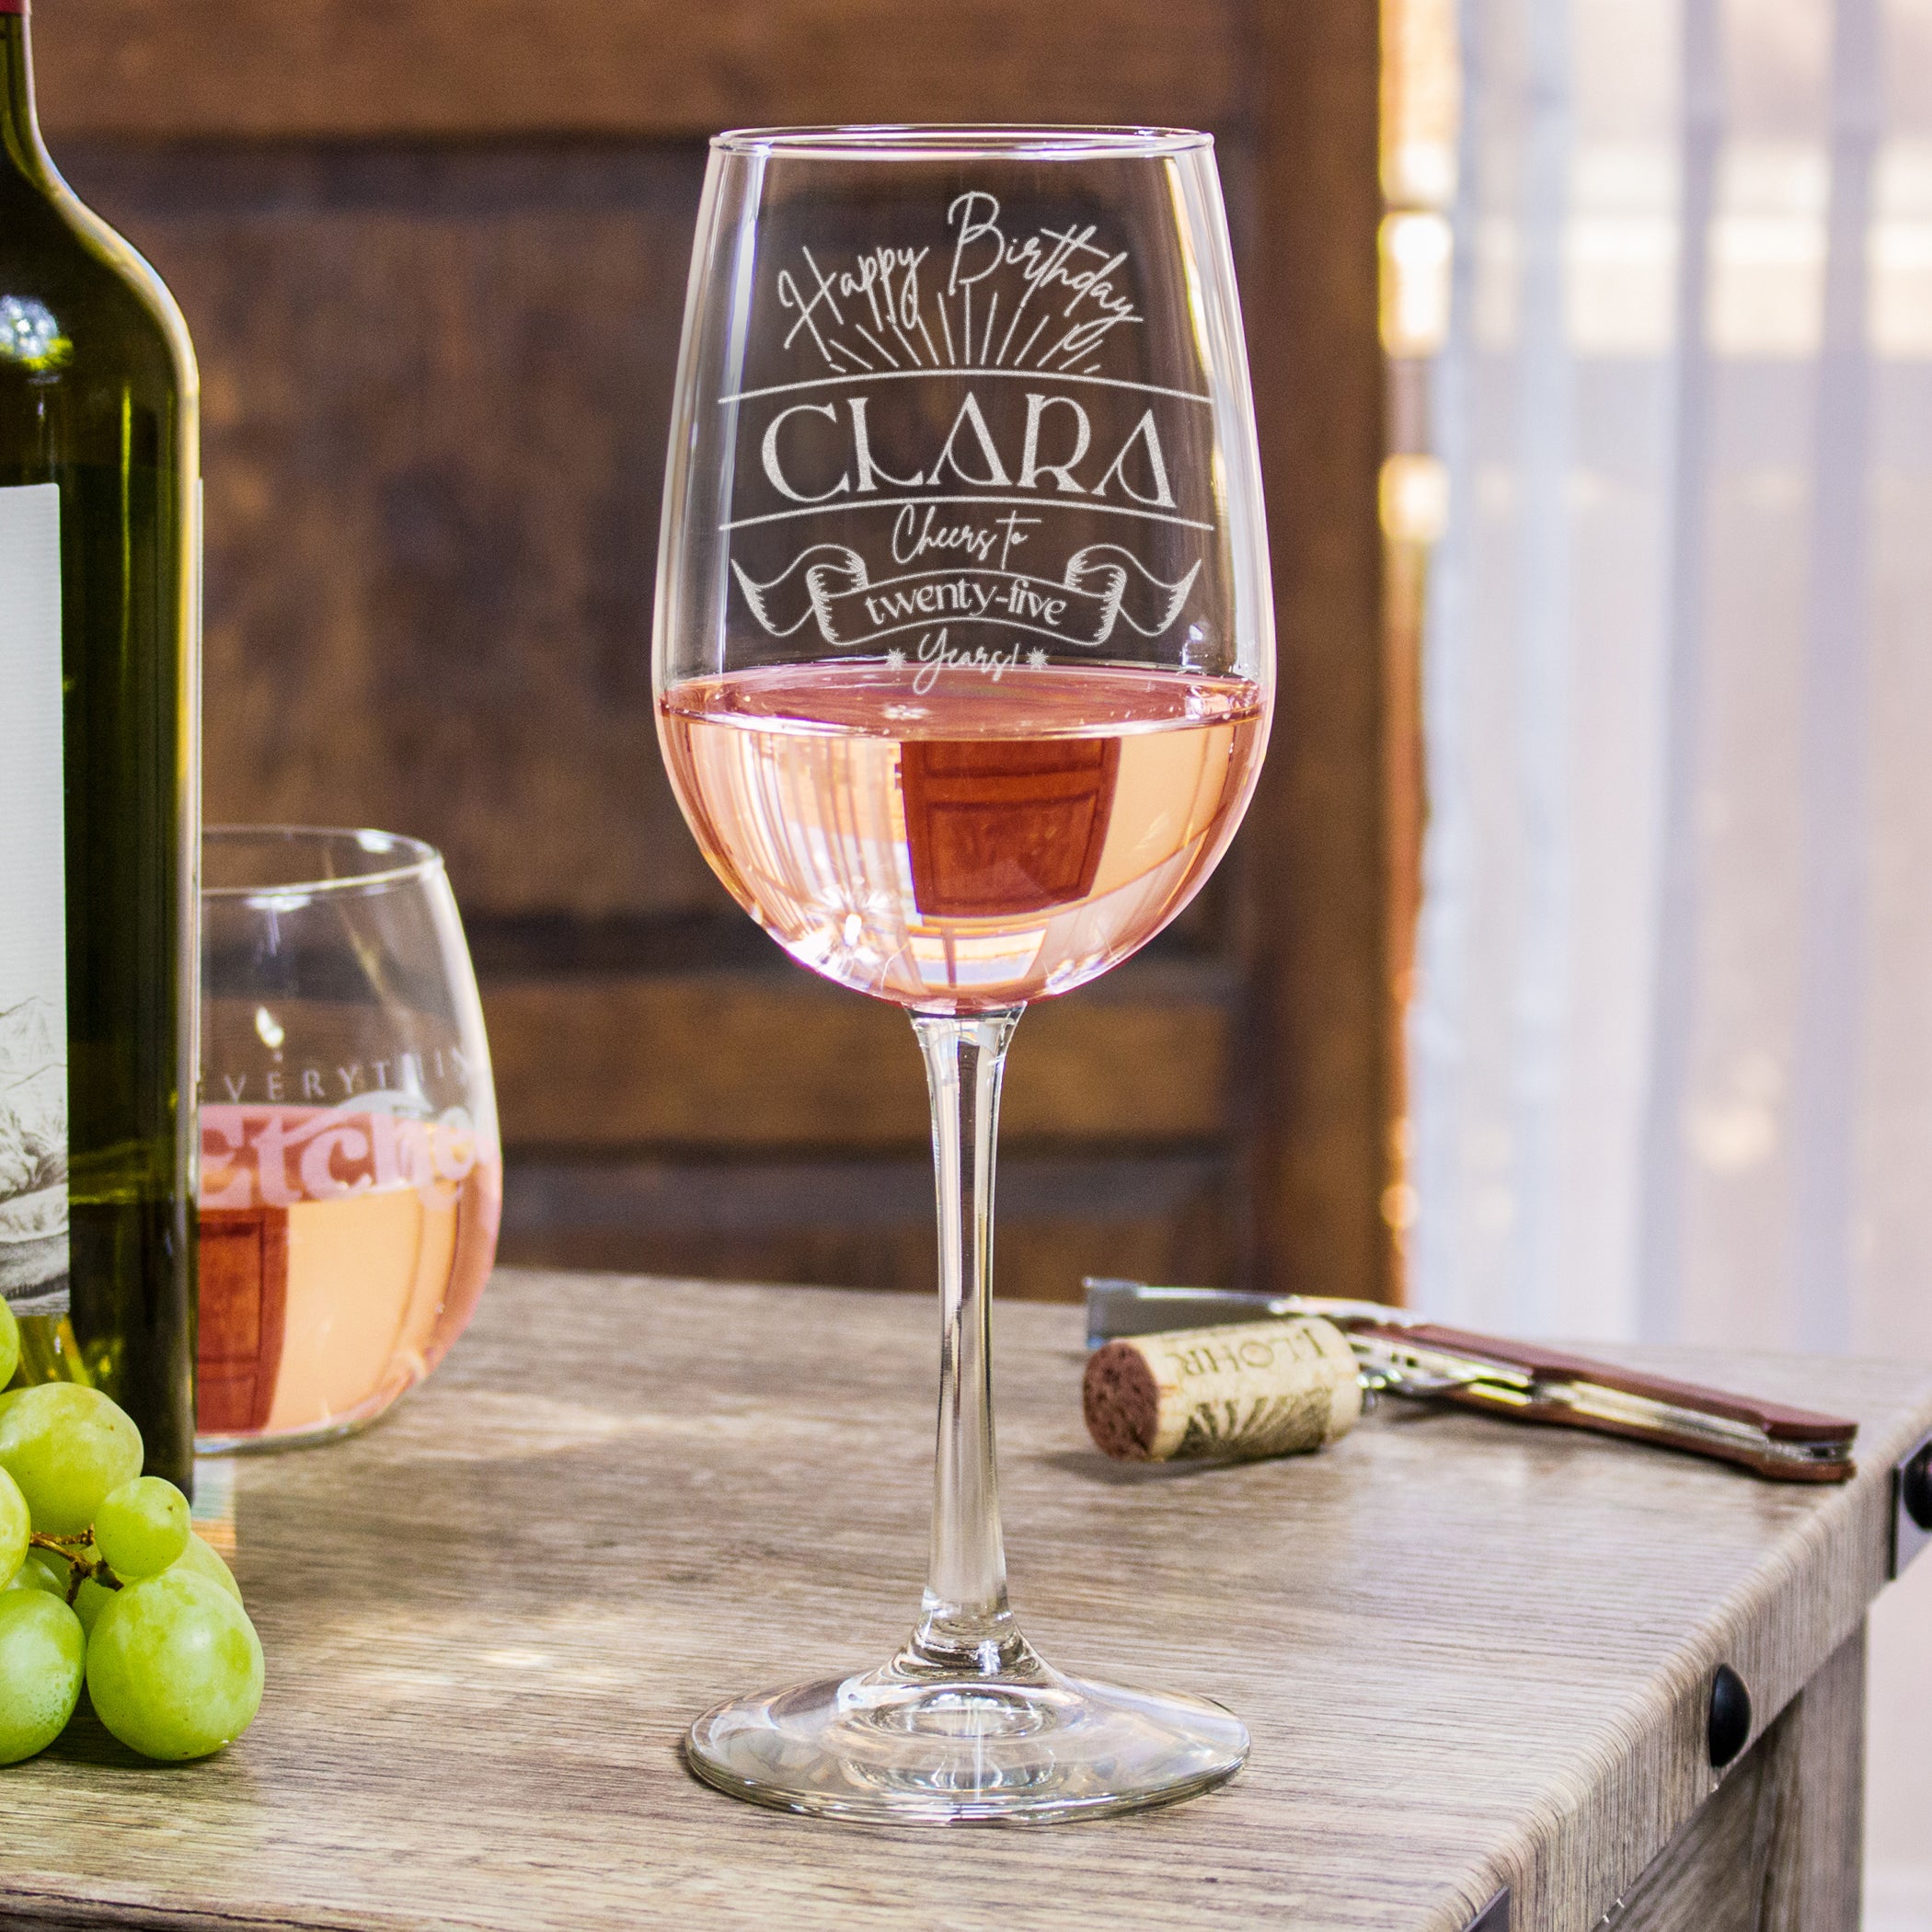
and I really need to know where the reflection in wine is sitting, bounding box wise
[661,660,1265,1010]
[196,1104,500,1445]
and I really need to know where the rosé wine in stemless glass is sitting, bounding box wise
[196,827,501,1452]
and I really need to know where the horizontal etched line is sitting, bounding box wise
[718,366,1213,407]
[719,492,1215,535]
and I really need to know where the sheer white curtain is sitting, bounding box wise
[1409,0,1932,1915]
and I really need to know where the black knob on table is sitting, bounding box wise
[1903,1444,1932,1532]
[1708,1664,1752,1768]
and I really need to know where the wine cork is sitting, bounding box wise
[1083,1317,1363,1463]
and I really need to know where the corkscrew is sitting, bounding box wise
[1082,1280,1858,1483]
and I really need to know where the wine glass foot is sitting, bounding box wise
[683,1652,1248,1824]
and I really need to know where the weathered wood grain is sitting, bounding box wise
[1614,1627,1864,1932]
[498,1149,1235,1302]
[60,142,711,923]
[481,959,1233,1148]
[484,957,1237,1300]
[1241,0,1402,1302]
[1,1271,1926,1930]
[40,0,1420,1311]
[32,0,1253,141]
[51,73,1264,1303]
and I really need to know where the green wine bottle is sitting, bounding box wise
[0,0,198,1490]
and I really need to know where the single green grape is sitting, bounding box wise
[0,1466,27,1589]
[173,1531,244,1604]
[86,1571,265,1762]
[0,1384,144,1536]
[0,1590,86,1764]
[95,1476,190,1580]
[0,1298,18,1387]
[4,1550,69,1597]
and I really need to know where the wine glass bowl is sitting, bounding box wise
[656,125,1271,1821]
[658,661,1266,1011]
[196,827,502,1453]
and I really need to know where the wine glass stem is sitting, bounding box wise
[906,1006,1028,1677]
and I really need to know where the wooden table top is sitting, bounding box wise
[5,1269,1930,1932]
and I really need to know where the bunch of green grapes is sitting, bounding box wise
[0,1301,264,1765]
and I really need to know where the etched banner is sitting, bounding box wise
[731,544,1202,651]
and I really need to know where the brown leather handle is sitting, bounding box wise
[1349,1321,1858,1446]
[1436,1384,1855,1482]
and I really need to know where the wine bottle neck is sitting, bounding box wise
[1,4,52,191]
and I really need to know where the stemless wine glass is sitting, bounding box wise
[197,828,502,1451]
[655,127,1273,1822]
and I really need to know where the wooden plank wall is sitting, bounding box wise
[36,0,1399,1304]
[1247,0,1396,1300]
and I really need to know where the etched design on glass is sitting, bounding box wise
[731,540,1202,650]
[719,192,1218,688]
[769,192,1145,377]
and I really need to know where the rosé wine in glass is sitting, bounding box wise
[198,828,501,1452]
[660,660,1265,1011]
[197,1103,500,1443]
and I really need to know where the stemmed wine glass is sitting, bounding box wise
[655,126,1272,1823]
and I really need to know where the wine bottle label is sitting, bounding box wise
[0,482,69,1317]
